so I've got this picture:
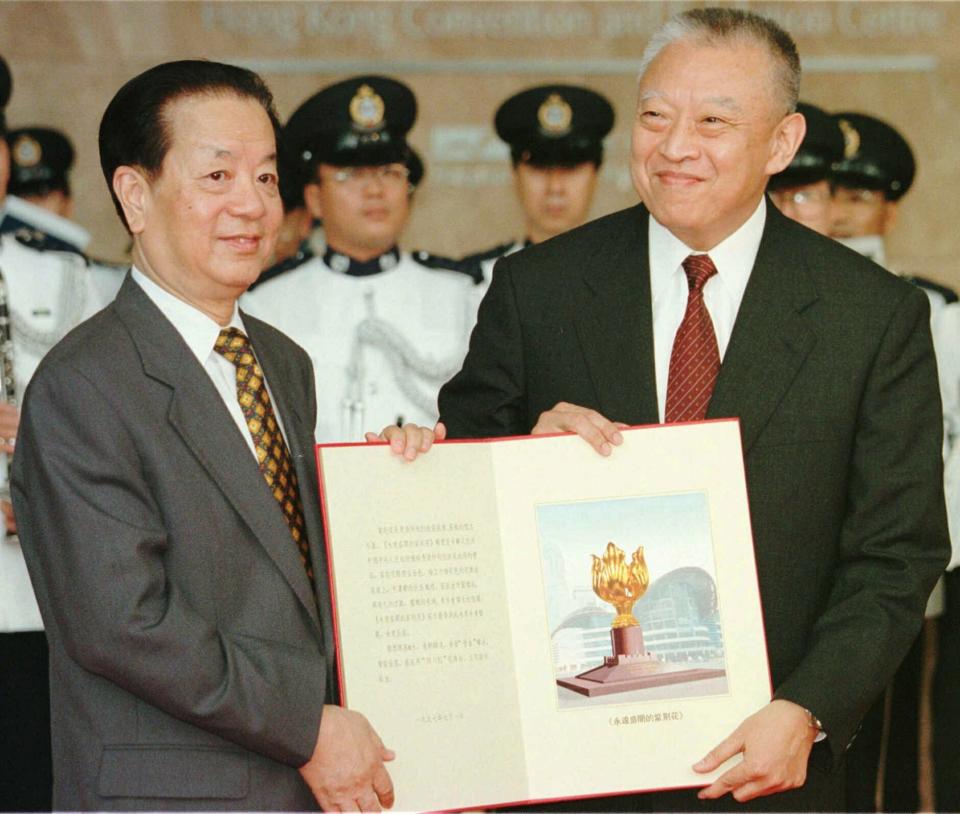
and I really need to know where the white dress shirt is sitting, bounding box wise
[131,268,287,462]
[649,198,767,422]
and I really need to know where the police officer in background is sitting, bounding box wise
[464,84,614,294]
[767,101,843,236]
[830,111,911,263]
[0,54,119,813]
[270,139,425,272]
[833,110,959,813]
[1,120,126,297]
[2,126,91,255]
[8,128,75,217]
[2,127,85,255]
[831,111,955,303]
[243,75,477,443]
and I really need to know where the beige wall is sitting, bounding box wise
[2,0,958,286]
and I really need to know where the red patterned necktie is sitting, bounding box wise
[214,327,314,585]
[665,254,720,423]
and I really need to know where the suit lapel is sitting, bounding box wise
[573,205,660,425]
[243,320,322,562]
[113,279,323,634]
[245,321,334,595]
[707,204,819,452]
[247,317,339,697]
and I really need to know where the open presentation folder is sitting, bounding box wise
[317,419,771,812]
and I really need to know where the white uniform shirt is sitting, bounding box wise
[650,198,766,422]
[0,233,120,632]
[242,251,475,443]
[905,286,954,614]
[933,302,960,572]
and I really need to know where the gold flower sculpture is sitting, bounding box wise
[591,542,650,629]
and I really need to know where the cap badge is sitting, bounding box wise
[12,134,42,168]
[838,119,861,160]
[538,93,573,136]
[349,84,386,131]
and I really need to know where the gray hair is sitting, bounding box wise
[638,7,800,116]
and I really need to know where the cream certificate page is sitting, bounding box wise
[317,419,771,812]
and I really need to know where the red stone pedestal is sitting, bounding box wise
[611,625,644,658]
[556,623,726,697]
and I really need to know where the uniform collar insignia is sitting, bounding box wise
[323,245,400,277]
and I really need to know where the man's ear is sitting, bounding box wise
[881,201,900,236]
[303,182,324,221]
[765,111,806,177]
[0,139,10,200]
[113,166,151,234]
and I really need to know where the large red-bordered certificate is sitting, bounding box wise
[317,419,770,812]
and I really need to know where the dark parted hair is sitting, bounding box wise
[98,59,282,231]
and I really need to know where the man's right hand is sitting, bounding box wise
[1,500,16,535]
[0,402,19,455]
[532,402,627,456]
[365,421,446,462]
[299,705,396,811]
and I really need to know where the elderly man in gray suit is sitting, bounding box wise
[11,60,394,811]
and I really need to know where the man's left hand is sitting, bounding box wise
[694,699,817,802]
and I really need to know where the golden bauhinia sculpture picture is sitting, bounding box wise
[591,541,650,629]
[557,540,725,697]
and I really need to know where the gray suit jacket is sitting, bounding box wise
[12,276,334,810]
[440,201,950,811]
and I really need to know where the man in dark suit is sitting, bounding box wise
[11,61,394,811]
[384,7,949,811]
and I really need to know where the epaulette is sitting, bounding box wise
[412,250,484,285]
[902,274,959,304]
[459,240,517,266]
[12,226,87,259]
[248,243,315,291]
[11,227,130,272]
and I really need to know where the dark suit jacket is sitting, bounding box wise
[11,276,335,810]
[440,202,950,811]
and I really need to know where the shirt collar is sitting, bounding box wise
[130,266,245,366]
[323,245,400,276]
[649,197,767,302]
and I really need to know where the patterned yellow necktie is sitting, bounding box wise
[214,327,314,585]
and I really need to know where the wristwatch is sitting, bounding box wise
[804,707,824,732]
